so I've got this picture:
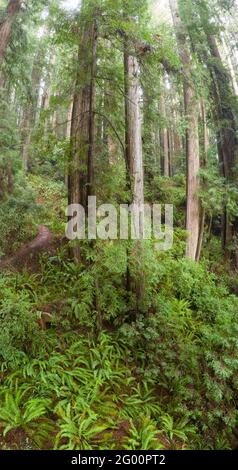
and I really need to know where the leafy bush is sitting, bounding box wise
[0,283,41,366]
[119,256,238,448]
[0,180,38,257]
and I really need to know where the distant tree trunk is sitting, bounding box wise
[51,105,57,131]
[196,101,208,261]
[206,33,238,267]
[68,14,98,261]
[64,99,73,187]
[172,106,182,173]
[41,84,50,111]
[21,49,43,171]
[66,99,73,139]
[0,0,22,86]
[169,0,200,261]
[142,85,157,184]
[21,124,31,171]
[168,129,174,177]
[108,135,118,165]
[160,91,170,177]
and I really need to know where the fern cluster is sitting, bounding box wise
[1,236,238,449]
[0,331,195,450]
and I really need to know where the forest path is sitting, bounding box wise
[0,225,53,270]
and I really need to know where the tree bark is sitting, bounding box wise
[160,88,170,177]
[196,100,208,262]
[206,33,238,266]
[124,44,145,314]
[169,0,200,261]
[124,53,144,233]
[69,19,97,207]
[172,106,182,173]
[0,0,22,66]
[21,49,43,171]
[66,99,74,139]
[68,13,98,261]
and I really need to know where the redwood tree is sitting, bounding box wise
[169,0,200,261]
[0,0,22,66]
[68,1,98,261]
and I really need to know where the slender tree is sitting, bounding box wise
[160,84,170,177]
[21,47,44,171]
[124,17,145,313]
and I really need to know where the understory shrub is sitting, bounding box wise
[119,257,238,448]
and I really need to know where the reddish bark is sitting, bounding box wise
[169,0,200,261]
[0,0,22,62]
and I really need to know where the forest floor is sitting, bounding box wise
[0,175,237,450]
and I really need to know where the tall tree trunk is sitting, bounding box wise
[0,0,22,85]
[68,14,98,261]
[206,33,238,266]
[69,19,97,207]
[21,49,43,171]
[169,0,200,261]
[124,53,144,234]
[124,47,145,314]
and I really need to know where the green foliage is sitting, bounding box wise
[0,330,182,450]
[124,416,164,450]
[29,174,66,234]
[0,178,38,256]
[147,175,186,227]
[0,283,42,366]
[55,406,112,450]
[1,236,238,450]
[159,414,196,444]
[0,386,53,447]
[119,255,238,448]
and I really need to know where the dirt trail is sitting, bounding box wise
[0,225,53,270]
